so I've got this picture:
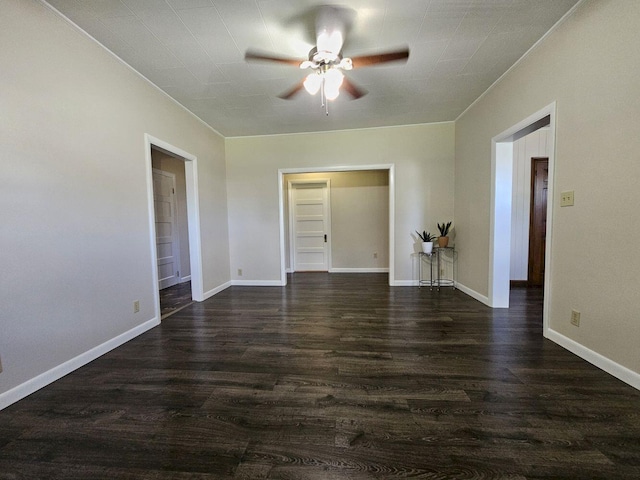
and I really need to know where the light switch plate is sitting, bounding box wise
[561,190,574,207]
[571,309,580,326]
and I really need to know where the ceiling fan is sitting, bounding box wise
[245,5,409,114]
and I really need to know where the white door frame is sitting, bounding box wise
[288,179,332,272]
[145,134,204,323]
[278,164,395,286]
[490,103,556,333]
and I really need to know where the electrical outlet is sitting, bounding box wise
[133,300,140,313]
[570,309,580,326]
[373,252,378,259]
[237,268,243,276]
[561,190,575,207]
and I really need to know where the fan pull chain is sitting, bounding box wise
[320,77,329,115]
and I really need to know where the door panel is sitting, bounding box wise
[291,182,330,271]
[153,169,180,289]
[528,158,548,287]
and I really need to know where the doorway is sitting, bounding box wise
[144,135,204,322]
[151,149,194,317]
[490,103,556,334]
[279,165,395,285]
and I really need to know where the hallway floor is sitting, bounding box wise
[159,280,192,318]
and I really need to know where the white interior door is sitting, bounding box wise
[153,169,180,289]
[291,181,330,271]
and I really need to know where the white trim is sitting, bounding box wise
[145,135,205,314]
[388,165,395,287]
[0,317,159,410]
[232,280,286,287]
[202,281,232,300]
[281,164,394,175]
[287,181,294,271]
[541,113,557,334]
[180,275,191,283]
[278,171,288,286]
[145,144,162,321]
[392,280,416,287]
[489,141,514,308]
[329,268,389,273]
[546,329,640,391]
[278,164,395,287]
[184,157,204,302]
[489,103,556,314]
[455,282,491,307]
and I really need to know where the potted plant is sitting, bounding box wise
[437,221,452,248]
[416,230,437,254]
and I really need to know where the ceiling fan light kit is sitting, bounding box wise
[245,5,409,116]
[303,65,344,114]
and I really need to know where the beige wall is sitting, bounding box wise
[284,171,389,271]
[151,150,191,280]
[225,123,455,284]
[0,0,229,401]
[455,0,640,374]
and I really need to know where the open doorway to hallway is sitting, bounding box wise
[144,134,204,322]
[490,103,555,335]
[509,121,551,291]
[151,147,192,318]
[283,169,390,278]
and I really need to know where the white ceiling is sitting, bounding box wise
[44,0,580,137]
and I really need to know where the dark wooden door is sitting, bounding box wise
[528,158,548,287]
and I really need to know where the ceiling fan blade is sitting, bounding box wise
[350,48,410,68]
[342,77,367,99]
[245,50,302,67]
[278,80,305,100]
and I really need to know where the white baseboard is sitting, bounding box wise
[393,281,486,298]
[231,279,286,286]
[391,280,459,287]
[392,280,418,286]
[455,282,490,306]
[546,328,640,391]
[180,275,191,283]
[0,317,160,411]
[202,281,232,300]
[329,268,389,273]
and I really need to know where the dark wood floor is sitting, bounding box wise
[1,273,639,479]
[160,281,192,318]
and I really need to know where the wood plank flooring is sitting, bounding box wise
[1,273,639,479]
[160,281,192,319]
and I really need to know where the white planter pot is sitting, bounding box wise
[422,242,433,254]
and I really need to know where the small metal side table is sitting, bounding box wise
[418,246,456,290]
